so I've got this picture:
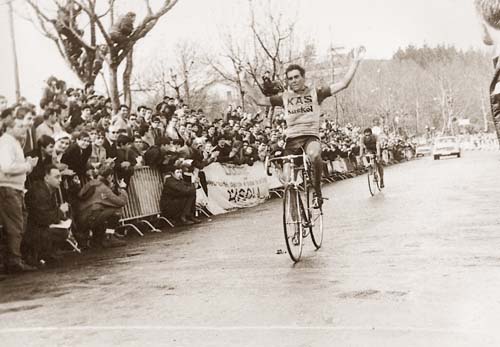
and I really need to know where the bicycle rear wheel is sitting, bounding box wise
[306,185,323,249]
[283,186,303,262]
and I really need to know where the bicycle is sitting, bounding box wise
[364,153,382,196]
[265,151,324,262]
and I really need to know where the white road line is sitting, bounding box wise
[0,326,491,335]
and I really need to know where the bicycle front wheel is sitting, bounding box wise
[283,186,303,262]
[367,168,375,196]
[374,166,381,192]
[306,186,324,249]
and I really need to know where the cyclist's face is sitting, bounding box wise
[286,70,305,92]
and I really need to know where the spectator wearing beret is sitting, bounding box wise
[160,161,201,226]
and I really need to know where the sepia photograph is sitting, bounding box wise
[0,0,499,346]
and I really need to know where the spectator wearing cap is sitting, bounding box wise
[76,166,127,248]
[160,161,201,226]
[35,108,63,142]
[61,131,92,180]
[0,108,38,273]
[24,165,69,265]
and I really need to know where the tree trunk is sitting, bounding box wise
[480,90,489,132]
[109,65,120,112]
[183,77,191,105]
[240,90,245,111]
[123,49,134,109]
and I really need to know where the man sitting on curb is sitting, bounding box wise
[160,160,201,226]
[76,166,127,248]
[25,165,70,266]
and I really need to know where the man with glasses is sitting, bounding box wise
[248,46,365,208]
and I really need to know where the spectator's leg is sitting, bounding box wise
[87,208,123,247]
[0,188,26,266]
[180,194,196,220]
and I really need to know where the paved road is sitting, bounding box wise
[1,152,500,346]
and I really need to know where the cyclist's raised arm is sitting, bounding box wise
[330,46,366,95]
[243,79,281,107]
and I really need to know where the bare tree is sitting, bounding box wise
[206,31,249,110]
[23,0,179,111]
[244,0,294,91]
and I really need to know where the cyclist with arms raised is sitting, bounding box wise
[359,127,384,188]
[248,46,366,207]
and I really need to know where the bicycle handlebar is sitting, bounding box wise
[264,154,308,176]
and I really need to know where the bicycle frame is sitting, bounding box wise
[266,151,310,189]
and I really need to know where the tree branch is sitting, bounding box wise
[118,0,179,62]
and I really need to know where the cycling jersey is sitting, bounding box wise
[362,134,378,153]
[270,86,332,139]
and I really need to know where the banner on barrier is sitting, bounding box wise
[203,162,269,215]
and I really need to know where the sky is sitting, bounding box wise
[0,0,488,104]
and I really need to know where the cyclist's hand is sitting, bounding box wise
[352,46,366,62]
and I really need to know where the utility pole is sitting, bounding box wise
[7,0,21,103]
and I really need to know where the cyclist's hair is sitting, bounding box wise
[285,64,306,78]
[475,0,500,30]
[363,127,373,135]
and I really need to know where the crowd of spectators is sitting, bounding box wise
[0,76,416,275]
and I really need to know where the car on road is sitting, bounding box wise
[415,144,432,157]
[432,136,461,160]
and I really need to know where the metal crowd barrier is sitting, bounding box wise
[120,166,174,236]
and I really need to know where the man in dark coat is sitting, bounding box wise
[25,165,69,264]
[160,162,201,226]
[61,131,92,180]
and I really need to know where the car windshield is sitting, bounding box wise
[436,138,457,144]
